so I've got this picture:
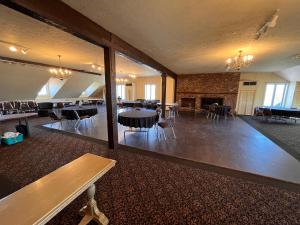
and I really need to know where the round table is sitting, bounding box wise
[118,110,158,128]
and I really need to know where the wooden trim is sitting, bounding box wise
[161,73,167,118]
[176,92,238,95]
[2,0,177,78]
[104,47,118,149]
[0,56,102,76]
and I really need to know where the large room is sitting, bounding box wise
[0,1,299,225]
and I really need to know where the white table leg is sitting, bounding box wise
[79,184,108,225]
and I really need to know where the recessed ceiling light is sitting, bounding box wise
[9,46,17,52]
[21,48,29,54]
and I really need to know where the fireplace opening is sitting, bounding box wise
[201,97,224,109]
[181,97,195,108]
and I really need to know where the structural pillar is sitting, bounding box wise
[104,46,118,149]
[161,72,167,118]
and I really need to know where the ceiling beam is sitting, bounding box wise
[1,0,177,78]
[0,56,102,76]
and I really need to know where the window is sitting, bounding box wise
[145,84,156,100]
[116,84,126,100]
[38,84,49,96]
[263,83,287,107]
[80,82,101,98]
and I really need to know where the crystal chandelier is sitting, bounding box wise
[226,50,254,71]
[49,55,72,80]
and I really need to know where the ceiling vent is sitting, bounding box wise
[243,81,257,86]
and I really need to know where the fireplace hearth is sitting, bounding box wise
[201,97,224,109]
[181,97,195,108]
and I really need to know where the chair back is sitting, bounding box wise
[15,101,22,110]
[20,102,30,111]
[56,102,64,108]
[49,111,60,120]
[262,108,272,117]
[3,102,13,110]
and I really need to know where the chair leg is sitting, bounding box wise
[171,126,176,139]
[162,129,167,140]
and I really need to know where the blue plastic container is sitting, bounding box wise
[1,133,23,145]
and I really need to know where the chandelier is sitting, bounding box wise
[49,55,72,80]
[116,78,128,83]
[226,50,254,71]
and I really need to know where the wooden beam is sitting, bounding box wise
[0,56,102,76]
[111,35,176,78]
[104,47,118,149]
[161,73,167,118]
[2,0,177,78]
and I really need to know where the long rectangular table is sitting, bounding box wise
[259,107,300,118]
[0,113,38,137]
[0,153,116,225]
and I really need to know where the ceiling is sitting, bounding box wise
[0,5,160,77]
[62,0,300,74]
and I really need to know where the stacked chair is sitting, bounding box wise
[0,100,38,115]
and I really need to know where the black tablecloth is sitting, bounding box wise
[118,110,158,128]
[259,107,300,118]
[61,106,98,119]
[121,101,143,108]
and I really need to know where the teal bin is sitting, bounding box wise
[1,133,23,145]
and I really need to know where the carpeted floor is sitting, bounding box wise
[0,117,300,225]
[240,116,300,161]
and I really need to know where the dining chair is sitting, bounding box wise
[156,107,176,140]
[207,103,218,119]
[48,111,64,128]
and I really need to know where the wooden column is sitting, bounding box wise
[161,72,167,118]
[174,76,177,102]
[104,47,118,149]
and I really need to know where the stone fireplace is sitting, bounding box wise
[200,97,224,109]
[181,97,196,108]
[176,73,240,111]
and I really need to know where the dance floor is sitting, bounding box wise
[43,107,300,184]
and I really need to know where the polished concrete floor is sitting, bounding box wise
[43,107,300,184]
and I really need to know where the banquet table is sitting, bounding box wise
[118,109,159,143]
[118,109,158,128]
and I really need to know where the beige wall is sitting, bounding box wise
[134,76,162,101]
[237,72,288,111]
[166,76,175,103]
[293,82,300,108]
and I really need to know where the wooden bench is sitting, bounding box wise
[0,153,116,225]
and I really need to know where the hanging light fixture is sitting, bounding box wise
[128,74,136,78]
[226,50,254,71]
[49,55,72,80]
[91,64,102,71]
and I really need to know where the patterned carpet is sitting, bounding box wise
[241,116,300,161]
[0,117,300,225]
